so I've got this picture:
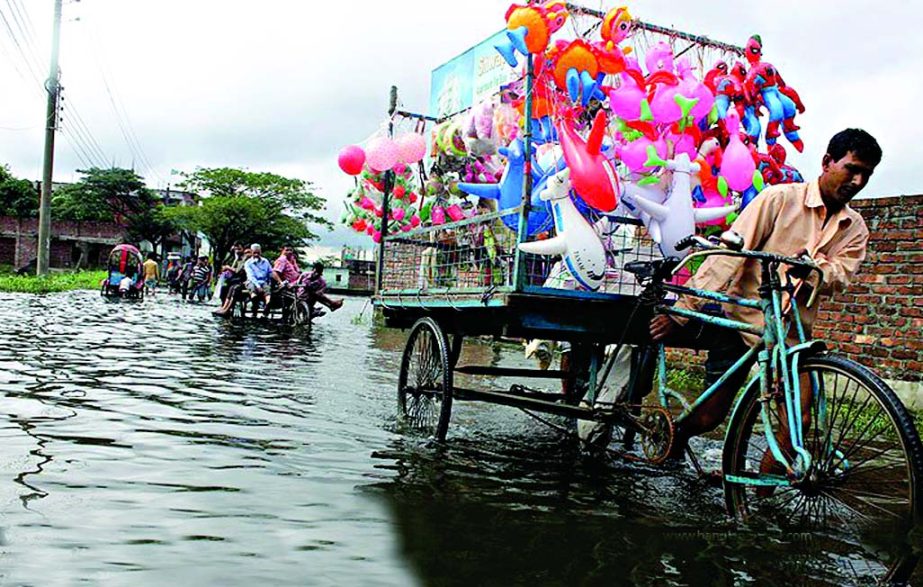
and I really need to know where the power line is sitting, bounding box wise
[78,7,164,185]
[60,89,109,165]
[0,1,43,87]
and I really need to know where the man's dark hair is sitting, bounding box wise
[147,252,156,260]
[313,261,325,272]
[827,129,882,166]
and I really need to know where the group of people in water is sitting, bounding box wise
[211,243,343,319]
[139,243,344,321]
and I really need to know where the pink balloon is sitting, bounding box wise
[395,133,427,165]
[608,72,645,120]
[431,206,446,225]
[410,215,421,227]
[372,230,382,243]
[366,137,399,172]
[619,137,667,174]
[338,145,365,176]
[446,203,465,222]
[720,111,757,192]
[391,207,406,221]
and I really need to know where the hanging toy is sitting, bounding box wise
[558,110,620,212]
[495,2,569,67]
[518,168,607,291]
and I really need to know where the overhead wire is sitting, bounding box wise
[2,0,113,172]
[78,5,164,185]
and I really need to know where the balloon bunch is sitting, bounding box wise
[337,3,810,287]
[485,3,809,288]
[338,131,427,176]
[341,165,422,243]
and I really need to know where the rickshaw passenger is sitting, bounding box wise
[273,245,301,285]
[244,244,281,317]
[297,261,343,314]
[212,247,252,317]
[218,243,247,302]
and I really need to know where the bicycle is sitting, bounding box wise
[604,232,923,540]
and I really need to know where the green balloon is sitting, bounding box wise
[420,199,433,223]
[717,176,729,198]
[640,99,654,122]
[752,171,765,192]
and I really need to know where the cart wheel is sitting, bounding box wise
[398,317,453,441]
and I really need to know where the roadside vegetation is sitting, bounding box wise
[0,269,106,294]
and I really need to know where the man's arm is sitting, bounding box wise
[672,186,785,317]
[814,226,868,294]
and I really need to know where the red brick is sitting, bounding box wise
[892,350,918,360]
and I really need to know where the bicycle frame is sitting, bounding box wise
[654,255,825,485]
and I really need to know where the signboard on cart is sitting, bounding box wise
[429,30,520,120]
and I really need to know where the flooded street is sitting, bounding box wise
[0,291,914,586]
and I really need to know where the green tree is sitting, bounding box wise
[52,167,177,249]
[167,167,330,266]
[0,165,38,217]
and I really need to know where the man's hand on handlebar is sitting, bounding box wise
[787,251,817,280]
[650,314,677,342]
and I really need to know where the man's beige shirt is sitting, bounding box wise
[674,180,869,346]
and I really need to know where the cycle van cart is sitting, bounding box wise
[369,9,922,579]
[376,207,923,580]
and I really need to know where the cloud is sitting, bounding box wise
[1,0,920,253]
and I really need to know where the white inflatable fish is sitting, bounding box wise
[518,168,607,291]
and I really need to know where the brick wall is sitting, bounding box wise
[0,216,123,268]
[813,195,922,382]
[665,194,921,383]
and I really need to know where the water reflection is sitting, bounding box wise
[370,434,917,586]
[0,290,916,585]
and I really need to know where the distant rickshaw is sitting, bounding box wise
[100,244,145,300]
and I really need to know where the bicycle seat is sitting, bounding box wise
[623,258,679,280]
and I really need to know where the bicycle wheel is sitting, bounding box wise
[397,317,453,441]
[723,354,923,531]
[292,301,311,326]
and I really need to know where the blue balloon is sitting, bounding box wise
[458,138,552,234]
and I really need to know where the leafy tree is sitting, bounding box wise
[51,167,177,249]
[167,167,330,266]
[0,165,38,217]
[52,182,114,222]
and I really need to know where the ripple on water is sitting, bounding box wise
[0,290,915,585]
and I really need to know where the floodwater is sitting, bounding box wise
[0,290,916,586]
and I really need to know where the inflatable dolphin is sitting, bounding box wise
[518,168,607,291]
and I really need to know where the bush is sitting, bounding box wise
[0,270,107,294]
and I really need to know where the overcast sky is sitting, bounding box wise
[1,0,920,253]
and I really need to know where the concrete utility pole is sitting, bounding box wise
[36,0,63,276]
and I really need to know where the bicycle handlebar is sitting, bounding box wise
[671,233,826,306]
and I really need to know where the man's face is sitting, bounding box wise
[820,151,877,207]
[252,249,261,258]
[282,247,293,258]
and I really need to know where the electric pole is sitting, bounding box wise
[37,0,63,276]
